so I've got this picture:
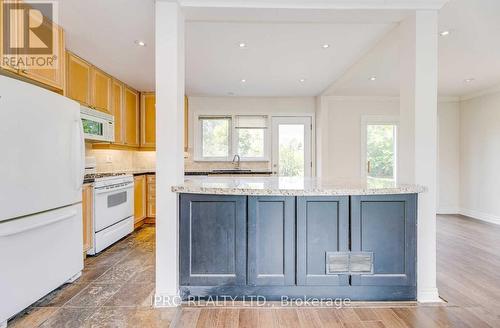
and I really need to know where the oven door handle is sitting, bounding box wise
[94,183,134,194]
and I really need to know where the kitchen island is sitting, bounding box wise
[172,177,425,301]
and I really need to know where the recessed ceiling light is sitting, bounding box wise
[239,42,247,48]
[299,78,306,83]
[464,78,475,83]
[439,30,450,37]
[322,44,330,49]
[369,76,377,81]
[240,79,246,83]
[135,40,146,47]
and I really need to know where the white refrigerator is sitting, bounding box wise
[0,76,85,326]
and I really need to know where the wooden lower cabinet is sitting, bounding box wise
[82,184,93,255]
[134,175,146,227]
[146,175,156,223]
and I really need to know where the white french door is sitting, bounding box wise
[271,117,312,177]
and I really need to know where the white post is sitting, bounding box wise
[399,11,440,302]
[155,0,185,306]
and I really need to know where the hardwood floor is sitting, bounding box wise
[7,215,500,327]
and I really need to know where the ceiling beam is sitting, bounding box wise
[178,0,449,10]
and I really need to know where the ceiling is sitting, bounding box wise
[58,0,500,97]
[323,0,500,97]
[59,0,155,92]
[185,21,395,96]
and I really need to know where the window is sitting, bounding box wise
[361,116,398,187]
[200,116,231,159]
[235,115,267,160]
[196,115,268,161]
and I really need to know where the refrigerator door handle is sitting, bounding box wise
[75,118,85,190]
[0,210,77,237]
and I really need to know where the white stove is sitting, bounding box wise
[85,159,134,255]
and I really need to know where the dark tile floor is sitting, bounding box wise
[8,225,177,328]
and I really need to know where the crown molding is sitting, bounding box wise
[320,95,459,103]
[460,84,500,102]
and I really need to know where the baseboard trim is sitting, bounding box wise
[437,208,460,215]
[459,208,500,225]
[417,287,442,303]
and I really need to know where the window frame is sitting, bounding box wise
[196,115,233,161]
[360,115,399,183]
[194,114,270,162]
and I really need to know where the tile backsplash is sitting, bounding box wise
[85,144,156,173]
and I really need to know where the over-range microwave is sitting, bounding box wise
[80,106,114,143]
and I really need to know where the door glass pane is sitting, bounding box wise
[366,124,396,187]
[201,118,230,158]
[278,124,305,177]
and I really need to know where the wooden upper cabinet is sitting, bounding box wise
[124,86,139,147]
[1,1,66,90]
[112,80,125,145]
[141,93,156,148]
[91,67,112,113]
[66,52,91,106]
[18,19,65,90]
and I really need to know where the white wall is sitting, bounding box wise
[459,90,500,224]
[319,97,399,180]
[317,96,460,213]
[437,101,460,213]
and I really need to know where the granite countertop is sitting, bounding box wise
[172,176,426,196]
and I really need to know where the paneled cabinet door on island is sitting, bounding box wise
[134,175,146,225]
[350,194,417,287]
[248,196,296,286]
[141,93,156,148]
[180,194,247,286]
[296,196,350,286]
[124,86,139,147]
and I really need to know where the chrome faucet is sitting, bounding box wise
[232,154,241,169]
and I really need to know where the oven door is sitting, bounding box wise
[94,183,134,232]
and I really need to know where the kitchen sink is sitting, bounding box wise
[210,169,253,174]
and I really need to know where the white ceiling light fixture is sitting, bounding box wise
[439,30,450,37]
[322,44,330,49]
[240,79,246,83]
[369,76,377,81]
[134,40,146,47]
[463,78,475,83]
[299,78,306,83]
[238,42,247,48]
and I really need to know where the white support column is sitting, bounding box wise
[315,96,329,179]
[399,11,440,303]
[155,0,185,307]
